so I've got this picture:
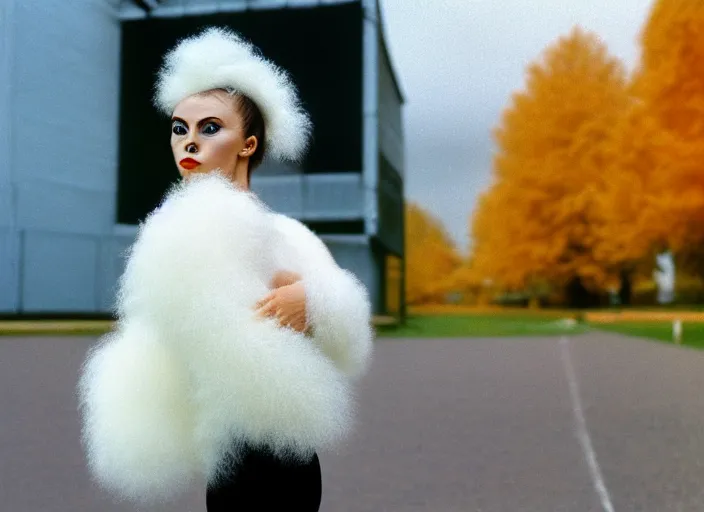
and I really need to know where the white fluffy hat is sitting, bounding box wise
[154,27,312,163]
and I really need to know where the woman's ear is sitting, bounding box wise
[240,135,258,157]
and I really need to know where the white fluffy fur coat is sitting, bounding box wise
[78,173,373,502]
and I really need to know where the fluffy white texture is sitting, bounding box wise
[79,173,368,501]
[154,27,312,163]
[78,320,198,503]
[271,215,374,378]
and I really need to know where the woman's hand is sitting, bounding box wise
[269,270,302,289]
[254,271,309,334]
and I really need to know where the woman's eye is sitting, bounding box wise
[202,122,221,135]
[172,122,187,136]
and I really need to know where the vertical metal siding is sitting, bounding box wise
[10,0,121,312]
[361,0,379,237]
[0,0,19,312]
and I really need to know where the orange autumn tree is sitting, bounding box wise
[405,202,462,305]
[630,0,704,279]
[471,27,631,306]
[591,104,673,304]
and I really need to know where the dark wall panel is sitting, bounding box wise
[376,153,404,256]
[118,4,363,225]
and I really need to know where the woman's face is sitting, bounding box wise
[170,89,257,187]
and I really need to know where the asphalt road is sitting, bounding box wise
[1,332,704,511]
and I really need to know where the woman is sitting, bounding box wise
[78,27,373,511]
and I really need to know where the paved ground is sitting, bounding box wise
[2,332,704,511]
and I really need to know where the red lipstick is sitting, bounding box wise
[179,158,201,170]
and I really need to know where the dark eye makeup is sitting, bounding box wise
[202,122,221,135]
[172,120,187,136]
[171,118,222,137]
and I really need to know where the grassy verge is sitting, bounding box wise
[594,321,704,349]
[0,320,114,337]
[378,311,704,350]
[377,313,587,338]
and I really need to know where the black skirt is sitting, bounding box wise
[206,443,322,511]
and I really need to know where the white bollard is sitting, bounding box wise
[673,319,682,344]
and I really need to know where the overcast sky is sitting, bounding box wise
[379,0,655,254]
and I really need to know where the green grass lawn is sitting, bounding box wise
[594,321,704,349]
[377,313,704,350]
[376,314,588,338]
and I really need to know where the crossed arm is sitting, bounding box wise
[252,215,373,377]
[255,270,309,334]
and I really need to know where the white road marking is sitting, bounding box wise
[560,336,615,512]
